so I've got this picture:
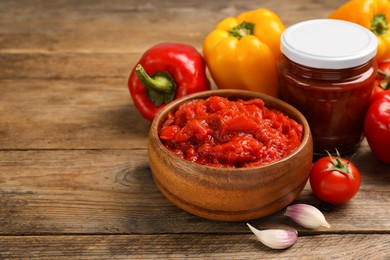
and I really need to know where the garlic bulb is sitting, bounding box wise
[247,223,298,249]
[284,204,331,229]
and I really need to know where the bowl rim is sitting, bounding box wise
[149,89,312,172]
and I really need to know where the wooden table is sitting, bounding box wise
[1,0,389,258]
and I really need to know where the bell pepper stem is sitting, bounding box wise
[135,64,176,106]
[135,64,173,93]
[229,22,255,39]
[371,14,388,36]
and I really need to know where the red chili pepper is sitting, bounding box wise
[364,90,390,163]
[128,43,210,121]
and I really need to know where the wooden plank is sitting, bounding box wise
[1,234,389,259]
[0,79,151,149]
[0,0,349,54]
[0,147,389,235]
[0,53,137,79]
[1,0,388,258]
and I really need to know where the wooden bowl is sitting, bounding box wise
[148,89,313,221]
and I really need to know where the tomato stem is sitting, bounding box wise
[323,150,354,179]
[377,69,390,90]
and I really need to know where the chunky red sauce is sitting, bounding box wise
[159,96,303,168]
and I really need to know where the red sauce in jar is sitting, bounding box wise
[278,19,378,154]
[278,56,377,154]
[159,96,303,168]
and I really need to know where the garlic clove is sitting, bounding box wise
[284,203,331,229]
[247,223,298,250]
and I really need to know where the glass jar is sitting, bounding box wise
[278,19,378,154]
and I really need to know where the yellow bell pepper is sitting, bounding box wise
[202,9,285,97]
[329,0,390,62]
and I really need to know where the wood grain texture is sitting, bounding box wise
[1,0,389,258]
[1,234,389,259]
[0,79,149,149]
[0,144,389,235]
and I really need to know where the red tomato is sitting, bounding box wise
[364,91,390,163]
[372,62,390,102]
[378,61,390,75]
[309,152,361,205]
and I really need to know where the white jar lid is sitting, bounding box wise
[281,19,378,69]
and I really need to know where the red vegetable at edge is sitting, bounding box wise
[364,90,390,163]
[310,151,361,205]
[128,43,210,121]
[372,62,390,102]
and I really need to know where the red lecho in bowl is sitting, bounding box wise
[148,89,313,221]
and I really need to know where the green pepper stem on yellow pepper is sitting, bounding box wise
[202,8,285,97]
[372,14,388,36]
[229,22,255,39]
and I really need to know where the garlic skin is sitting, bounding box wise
[284,204,331,229]
[247,223,298,250]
